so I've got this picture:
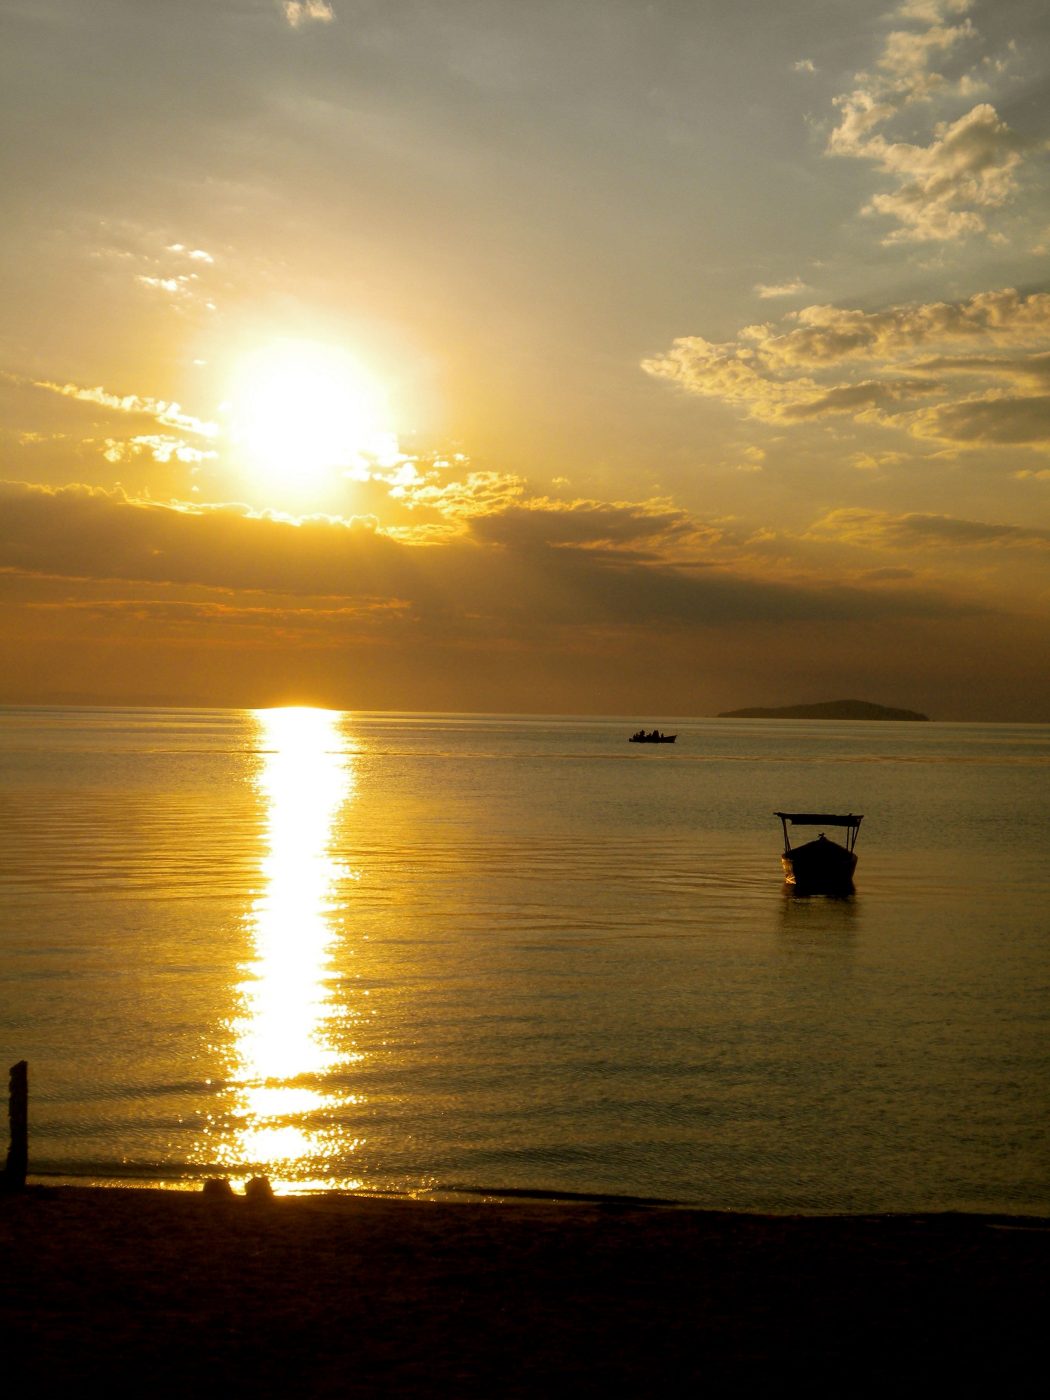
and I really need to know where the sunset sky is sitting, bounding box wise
[2,0,1048,719]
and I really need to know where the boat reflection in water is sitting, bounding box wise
[202,707,363,1192]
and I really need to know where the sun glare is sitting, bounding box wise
[226,340,395,494]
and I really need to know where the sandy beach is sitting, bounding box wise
[2,1186,1046,1394]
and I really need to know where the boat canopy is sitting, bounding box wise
[776,811,862,853]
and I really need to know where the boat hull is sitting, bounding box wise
[628,735,677,743]
[781,835,857,892]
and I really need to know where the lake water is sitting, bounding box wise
[1,706,1047,1213]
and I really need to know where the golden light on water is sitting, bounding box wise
[208,706,363,1190]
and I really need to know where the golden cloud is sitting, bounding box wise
[826,1,1025,243]
[31,378,219,439]
[643,288,1050,449]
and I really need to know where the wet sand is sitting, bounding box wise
[2,1186,1046,1394]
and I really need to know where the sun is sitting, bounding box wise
[226,339,395,495]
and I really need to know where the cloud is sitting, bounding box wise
[757,289,1050,367]
[379,467,526,531]
[643,288,1050,449]
[27,595,412,637]
[85,226,219,313]
[811,507,1050,551]
[861,104,1023,244]
[780,377,941,420]
[848,450,909,471]
[0,481,971,637]
[641,335,943,426]
[30,378,219,439]
[909,395,1050,446]
[641,335,812,422]
[894,2,973,23]
[167,244,214,264]
[463,497,702,560]
[102,436,219,467]
[912,352,1050,385]
[135,273,210,304]
[735,446,766,473]
[876,9,975,92]
[826,1,1025,243]
[282,1,335,28]
[9,482,1046,717]
[755,278,809,299]
[137,276,186,295]
[793,59,816,74]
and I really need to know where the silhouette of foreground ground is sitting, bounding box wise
[2,1187,1046,1393]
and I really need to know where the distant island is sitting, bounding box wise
[717,699,930,722]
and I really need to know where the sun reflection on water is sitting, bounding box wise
[204,707,363,1191]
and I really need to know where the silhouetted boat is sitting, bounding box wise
[775,812,862,891]
[629,729,677,743]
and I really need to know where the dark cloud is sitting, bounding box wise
[813,507,1050,550]
[0,480,974,638]
[464,499,698,553]
[913,352,1050,384]
[911,394,1050,445]
[781,377,940,420]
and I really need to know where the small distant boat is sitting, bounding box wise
[775,811,862,891]
[629,729,677,744]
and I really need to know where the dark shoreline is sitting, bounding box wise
[3,1185,1047,1393]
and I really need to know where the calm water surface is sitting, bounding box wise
[1,707,1047,1212]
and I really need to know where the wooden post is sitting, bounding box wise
[3,1060,28,1192]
